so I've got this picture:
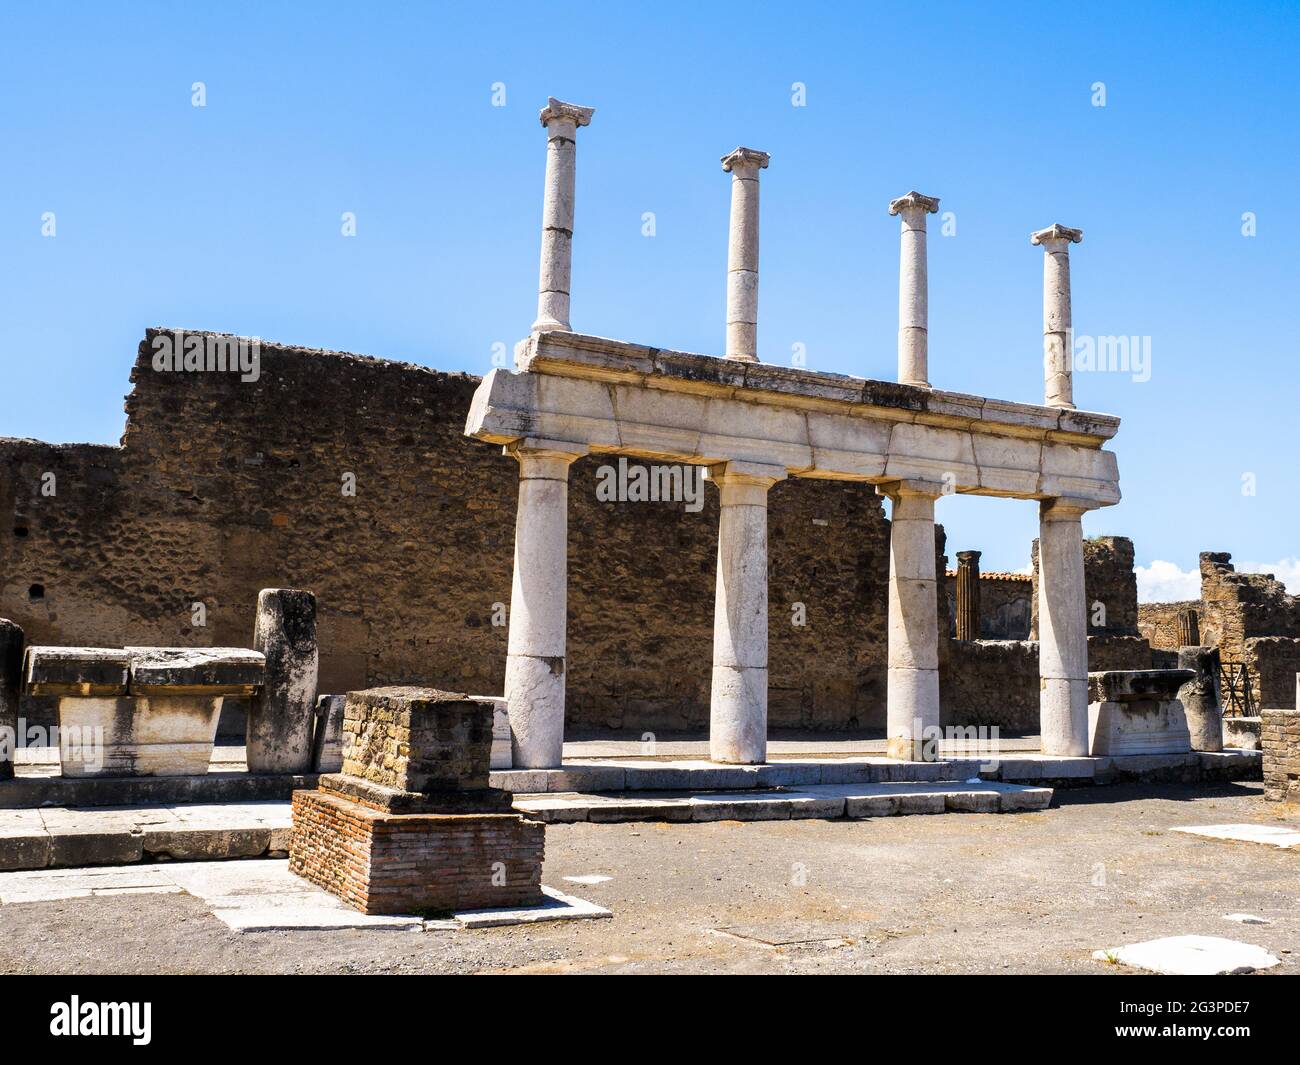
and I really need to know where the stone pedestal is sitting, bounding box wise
[708,461,785,764]
[1177,646,1223,752]
[1087,669,1195,756]
[0,620,22,781]
[25,646,264,778]
[881,481,942,760]
[289,687,544,914]
[248,588,319,775]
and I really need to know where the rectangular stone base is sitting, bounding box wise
[289,788,544,914]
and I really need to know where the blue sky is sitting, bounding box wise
[1,1,1297,595]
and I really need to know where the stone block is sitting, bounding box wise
[126,646,265,695]
[24,647,131,697]
[340,686,495,793]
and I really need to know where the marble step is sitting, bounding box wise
[514,781,1053,824]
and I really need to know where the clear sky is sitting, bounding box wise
[1,1,1297,596]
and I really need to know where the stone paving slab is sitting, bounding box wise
[514,781,1053,824]
[1093,935,1281,975]
[0,860,609,932]
[1171,823,1300,849]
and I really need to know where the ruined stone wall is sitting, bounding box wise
[1031,535,1139,639]
[1244,637,1300,710]
[0,330,892,734]
[1199,552,1300,666]
[943,572,1032,640]
[939,640,1039,731]
[1138,601,1198,650]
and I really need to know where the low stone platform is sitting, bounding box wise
[982,749,1260,787]
[490,750,1260,794]
[0,770,318,809]
[0,801,292,871]
[514,781,1053,824]
[491,757,987,794]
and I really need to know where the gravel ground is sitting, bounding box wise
[1,781,1295,975]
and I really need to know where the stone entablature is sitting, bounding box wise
[468,330,1121,505]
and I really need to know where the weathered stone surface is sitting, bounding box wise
[56,694,225,777]
[248,589,318,774]
[0,619,22,781]
[24,647,130,696]
[1088,670,1195,756]
[311,693,346,772]
[127,646,264,694]
[1177,646,1223,751]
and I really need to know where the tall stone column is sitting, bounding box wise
[1178,608,1201,647]
[532,98,595,334]
[1031,224,1084,409]
[1038,497,1096,755]
[504,439,588,768]
[955,550,981,641]
[880,480,943,760]
[889,191,940,388]
[721,147,770,362]
[707,460,786,764]
[0,619,23,781]
[248,589,319,774]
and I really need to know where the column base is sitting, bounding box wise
[709,665,767,764]
[504,654,566,769]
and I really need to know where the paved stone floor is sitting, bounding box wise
[0,781,1295,974]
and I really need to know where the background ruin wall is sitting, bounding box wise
[1,330,894,735]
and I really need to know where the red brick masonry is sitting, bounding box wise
[289,786,545,914]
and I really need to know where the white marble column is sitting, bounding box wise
[503,439,588,768]
[1038,496,1096,755]
[721,147,770,362]
[880,480,943,760]
[707,460,786,763]
[1031,224,1083,409]
[889,191,940,388]
[533,98,595,334]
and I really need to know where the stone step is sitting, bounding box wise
[513,781,1053,824]
[0,802,292,872]
[491,757,988,795]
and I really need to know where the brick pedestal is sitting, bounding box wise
[290,786,544,913]
[288,686,545,914]
[1261,708,1300,802]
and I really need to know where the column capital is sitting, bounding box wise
[1040,495,1101,520]
[721,147,770,173]
[956,550,981,565]
[888,190,940,216]
[503,437,589,470]
[876,477,946,502]
[705,459,787,490]
[1031,223,1083,246]
[538,97,595,130]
